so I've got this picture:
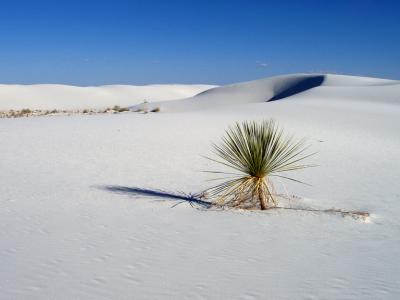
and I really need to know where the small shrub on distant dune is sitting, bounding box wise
[112,105,121,112]
[20,108,32,115]
[118,107,130,112]
[151,107,160,112]
[82,109,89,114]
[50,109,58,114]
[205,119,315,210]
[111,105,129,112]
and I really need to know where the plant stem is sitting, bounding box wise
[258,179,268,210]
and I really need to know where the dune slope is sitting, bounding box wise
[142,74,400,111]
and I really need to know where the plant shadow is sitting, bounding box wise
[98,186,369,221]
[100,185,212,208]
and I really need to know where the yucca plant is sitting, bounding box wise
[205,120,314,210]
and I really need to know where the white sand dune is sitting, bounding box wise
[0,84,216,110]
[139,73,400,111]
[1,73,400,299]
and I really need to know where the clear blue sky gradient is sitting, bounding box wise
[0,0,399,85]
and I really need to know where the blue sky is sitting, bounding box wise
[0,0,399,85]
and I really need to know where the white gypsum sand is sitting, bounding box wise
[0,74,399,299]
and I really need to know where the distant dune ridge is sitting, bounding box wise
[0,74,399,112]
[0,84,217,110]
[140,73,400,112]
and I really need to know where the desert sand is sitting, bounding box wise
[1,74,399,299]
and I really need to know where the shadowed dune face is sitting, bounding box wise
[193,75,326,101]
[268,75,325,101]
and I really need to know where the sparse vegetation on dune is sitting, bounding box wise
[0,108,34,118]
[0,105,135,118]
[112,105,121,112]
[112,105,130,112]
[20,108,32,115]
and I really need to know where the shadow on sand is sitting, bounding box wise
[99,185,369,221]
[100,185,212,208]
[269,75,325,101]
